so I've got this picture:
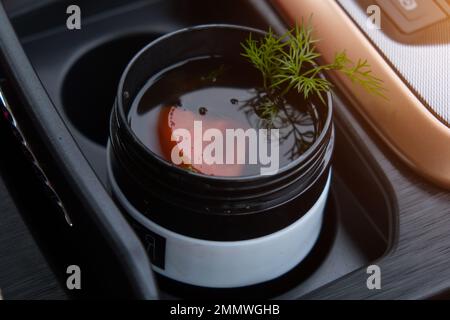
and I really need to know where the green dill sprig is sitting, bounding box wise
[241,29,287,89]
[241,20,386,103]
[331,53,386,99]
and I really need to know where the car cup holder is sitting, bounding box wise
[62,35,158,145]
[14,0,395,299]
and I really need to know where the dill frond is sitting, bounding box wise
[241,20,387,102]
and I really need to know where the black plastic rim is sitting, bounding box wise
[115,24,333,182]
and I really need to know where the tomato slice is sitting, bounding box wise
[158,106,195,167]
[158,106,244,177]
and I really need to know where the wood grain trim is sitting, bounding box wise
[273,0,450,189]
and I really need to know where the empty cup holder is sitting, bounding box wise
[62,34,160,145]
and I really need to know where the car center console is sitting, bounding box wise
[0,0,449,300]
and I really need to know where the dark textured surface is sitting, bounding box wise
[0,131,67,300]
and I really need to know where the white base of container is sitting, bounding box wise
[108,150,331,288]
